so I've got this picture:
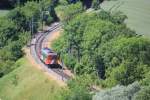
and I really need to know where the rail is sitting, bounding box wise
[31,23,70,82]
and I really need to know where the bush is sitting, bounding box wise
[133,86,150,100]
[93,82,141,100]
[62,54,77,70]
[97,10,127,24]
[57,75,95,100]
[141,72,150,86]
[0,60,15,78]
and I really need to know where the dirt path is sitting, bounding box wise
[43,30,62,48]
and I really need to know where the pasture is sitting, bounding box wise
[0,58,61,100]
[101,0,150,37]
[0,10,9,17]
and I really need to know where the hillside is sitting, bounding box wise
[0,57,61,100]
[0,0,150,100]
[101,0,150,37]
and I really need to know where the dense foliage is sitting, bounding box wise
[56,75,98,100]
[0,0,150,100]
[0,0,56,78]
[52,2,150,99]
[133,85,150,100]
[53,4,150,88]
[55,2,83,22]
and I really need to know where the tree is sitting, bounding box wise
[99,37,150,86]
[0,1,44,78]
[0,17,17,47]
[7,2,40,33]
[55,2,83,22]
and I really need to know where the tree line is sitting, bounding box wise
[52,1,150,100]
[0,0,57,78]
[0,0,103,9]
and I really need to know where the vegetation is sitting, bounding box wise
[93,82,141,100]
[0,57,61,100]
[0,0,150,100]
[101,0,150,37]
[56,75,95,100]
[52,1,150,99]
[0,0,57,78]
[53,9,150,86]
[55,2,83,22]
[133,85,150,100]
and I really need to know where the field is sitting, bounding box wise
[101,0,150,37]
[0,10,9,17]
[0,57,61,100]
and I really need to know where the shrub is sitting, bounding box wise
[93,82,141,100]
[133,86,150,100]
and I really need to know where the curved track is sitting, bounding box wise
[31,23,70,82]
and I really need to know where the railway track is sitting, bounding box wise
[31,22,71,82]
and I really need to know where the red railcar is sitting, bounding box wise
[40,47,61,67]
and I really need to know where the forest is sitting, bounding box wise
[0,0,57,77]
[0,0,150,100]
[52,1,150,100]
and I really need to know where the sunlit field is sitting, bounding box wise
[0,10,9,17]
[101,0,150,37]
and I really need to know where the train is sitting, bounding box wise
[40,47,62,68]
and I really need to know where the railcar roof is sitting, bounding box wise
[41,47,57,55]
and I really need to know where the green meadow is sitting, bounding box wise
[101,0,150,37]
[0,10,9,17]
[0,58,61,100]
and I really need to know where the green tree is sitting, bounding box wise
[0,1,51,78]
[99,37,150,86]
[0,17,17,47]
[55,2,83,22]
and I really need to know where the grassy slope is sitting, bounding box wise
[0,57,61,100]
[0,10,9,17]
[101,0,150,37]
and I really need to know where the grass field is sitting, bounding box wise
[0,10,9,17]
[0,57,61,100]
[101,0,150,37]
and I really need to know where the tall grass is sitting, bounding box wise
[0,57,61,100]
